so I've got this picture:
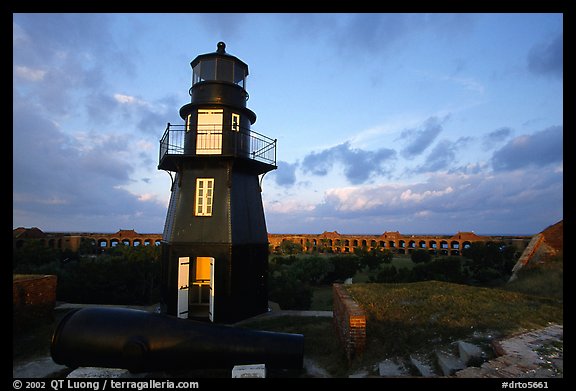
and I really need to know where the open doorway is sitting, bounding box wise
[188,256,215,321]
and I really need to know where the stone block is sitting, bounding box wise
[13,356,69,378]
[67,367,145,378]
[458,341,483,364]
[378,359,408,377]
[410,355,436,377]
[435,351,465,376]
[232,364,266,378]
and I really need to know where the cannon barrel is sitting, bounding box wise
[51,307,304,373]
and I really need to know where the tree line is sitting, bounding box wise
[269,241,519,310]
[13,238,519,309]
[13,239,161,305]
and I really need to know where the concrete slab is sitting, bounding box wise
[455,324,563,378]
[409,355,437,377]
[67,367,146,378]
[232,364,266,378]
[458,341,483,364]
[378,359,408,377]
[435,351,465,376]
[303,358,330,378]
[13,356,69,378]
[348,369,370,378]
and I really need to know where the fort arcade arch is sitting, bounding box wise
[268,231,486,256]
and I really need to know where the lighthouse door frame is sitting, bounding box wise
[196,109,223,154]
[209,257,215,322]
[176,257,190,319]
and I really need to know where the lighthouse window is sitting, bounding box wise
[192,63,201,85]
[234,63,246,89]
[195,178,214,216]
[216,59,233,82]
[199,59,216,82]
[231,113,240,132]
[186,114,192,132]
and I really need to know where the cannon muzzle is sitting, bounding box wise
[51,307,304,373]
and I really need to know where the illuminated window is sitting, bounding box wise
[195,178,214,216]
[186,114,192,132]
[232,113,240,132]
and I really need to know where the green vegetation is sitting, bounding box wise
[242,278,563,377]
[13,240,161,305]
[462,241,517,286]
[410,249,432,264]
[13,233,562,377]
[240,316,348,377]
[346,281,563,362]
[310,286,333,311]
[269,240,531,311]
[504,253,563,301]
[13,308,71,367]
[268,254,363,310]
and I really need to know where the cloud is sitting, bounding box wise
[266,167,562,235]
[301,142,396,184]
[331,14,410,59]
[85,92,122,124]
[483,127,512,149]
[413,140,458,173]
[12,98,166,232]
[12,14,183,233]
[13,14,137,117]
[399,116,447,159]
[13,14,135,73]
[14,65,46,81]
[280,14,476,64]
[527,33,563,79]
[491,125,563,171]
[443,75,485,94]
[194,13,249,39]
[272,160,298,187]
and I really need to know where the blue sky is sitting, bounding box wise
[13,13,563,235]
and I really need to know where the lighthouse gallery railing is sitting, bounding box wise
[159,123,276,168]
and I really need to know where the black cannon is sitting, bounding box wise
[51,307,304,373]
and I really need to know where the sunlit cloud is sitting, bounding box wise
[114,93,151,107]
[14,65,46,81]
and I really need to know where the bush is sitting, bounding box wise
[505,266,563,300]
[411,249,431,264]
[471,267,507,286]
[268,270,312,310]
[14,244,162,305]
[401,256,464,283]
[277,240,303,255]
[291,256,332,285]
[56,247,161,305]
[372,265,398,283]
[355,247,393,270]
[325,255,360,283]
[13,241,60,271]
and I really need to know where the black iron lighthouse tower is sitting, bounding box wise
[158,42,276,324]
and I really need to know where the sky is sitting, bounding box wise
[13,13,563,235]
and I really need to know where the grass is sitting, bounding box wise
[390,254,416,269]
[310,286,333,310]
[244,278,563,377]
[13,308,71,367]
[346,280,563,366]
[15,263,563,378]
[240,316,349,377]
[504,257,563,301]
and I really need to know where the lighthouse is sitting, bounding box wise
[158,42,277,324]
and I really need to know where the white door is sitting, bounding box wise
[177,257,190,319]
[209,258,215,322]
[197,109,223,154]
